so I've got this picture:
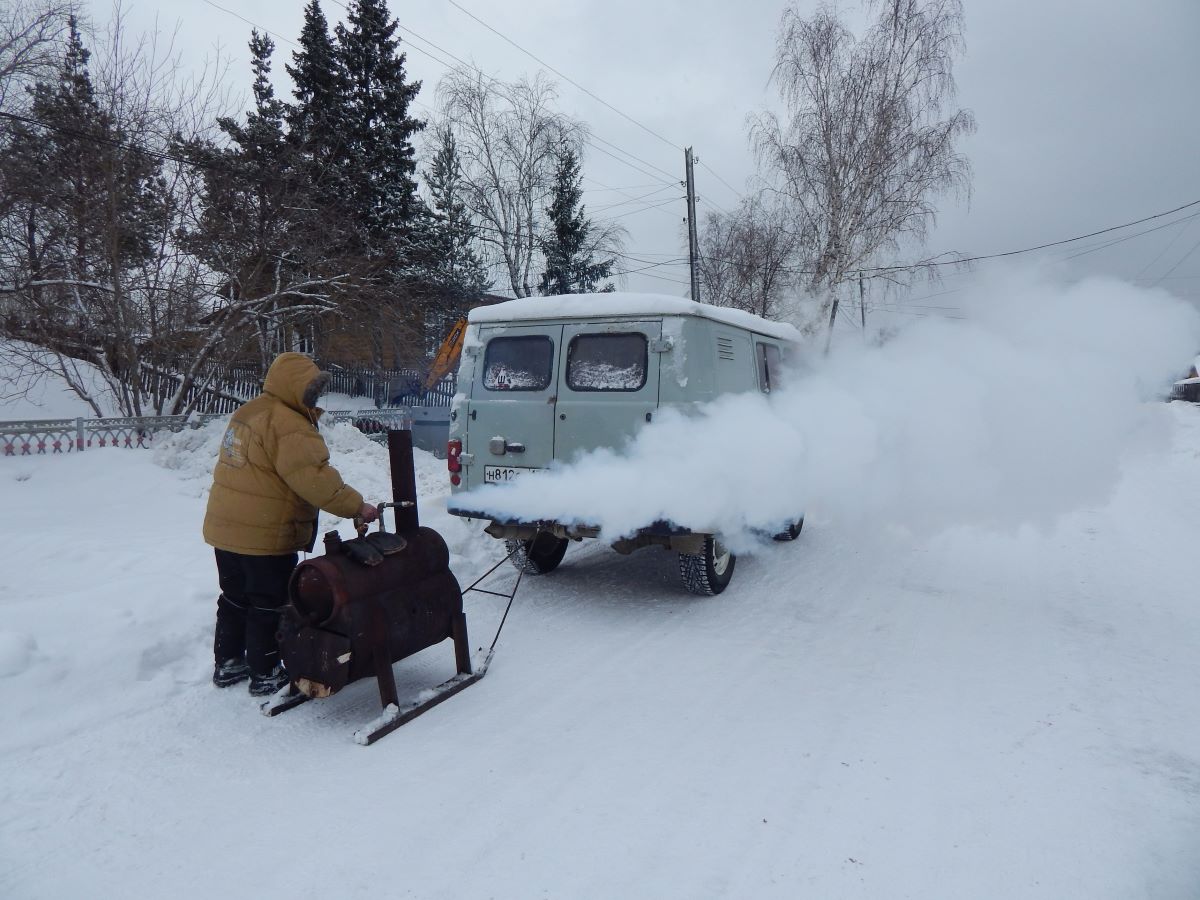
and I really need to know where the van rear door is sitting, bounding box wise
[553,321,662,463]
[467,324,562,490]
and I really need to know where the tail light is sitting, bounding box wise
[447,440,462,486]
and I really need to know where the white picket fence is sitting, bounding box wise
[0,409,414,457]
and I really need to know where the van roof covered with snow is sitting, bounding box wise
[468,292,802,343]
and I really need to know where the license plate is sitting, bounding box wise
[484,465,541,484]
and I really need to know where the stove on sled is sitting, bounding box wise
[262,430,489,745]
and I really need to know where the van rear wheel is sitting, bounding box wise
[505,533,569,574]
[679,535,736,596]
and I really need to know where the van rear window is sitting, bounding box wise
[483,336,554,391]
[567,333,647,392]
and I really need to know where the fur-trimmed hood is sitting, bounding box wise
[262,352,328,415]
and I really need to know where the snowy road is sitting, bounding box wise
[2,406,1200,899]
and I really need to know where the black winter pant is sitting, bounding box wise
[213,549,298,676]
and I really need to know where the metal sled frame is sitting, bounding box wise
[261,551,523,745]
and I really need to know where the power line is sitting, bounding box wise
[698,159,743,201]
[881,200,1200,274]
[694,199,1200,278]
[338,0,684,190]
[607,196,685,221]
[325,0,469,73]
[583,183,669,193]
[698,194,732,218]
[583,139,679,191]
[590,185,679,213]
[446,0,680,153]
[584,130,679,186]
[1058,210,1200,262]
[1132,211,1196,281]
[1151,233,1200,285]
[444,0,748,210]
[0,109,227,174]
[208,0,679,194]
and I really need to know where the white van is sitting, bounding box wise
[445,293,803,594]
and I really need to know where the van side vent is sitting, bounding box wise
[716,336,736,361]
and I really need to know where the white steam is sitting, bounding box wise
[458,270,1200,549]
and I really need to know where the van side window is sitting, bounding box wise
[757,342,783,393]
[566,333,648,392]
[483,336,554,391]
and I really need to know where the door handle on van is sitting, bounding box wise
[488,437,526,455]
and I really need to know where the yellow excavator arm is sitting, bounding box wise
[423,317,469,392]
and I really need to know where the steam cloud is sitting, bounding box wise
[458,269,1200,550]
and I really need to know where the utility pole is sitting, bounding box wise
[859,273,867,333]
[684,146,700,303]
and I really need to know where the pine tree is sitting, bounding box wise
[537,144,614,295]
[424,126,490,304]
[286,0,345,152]
[334,0,425,252]
[181,30,306,363]
[186,30,292,272]
[285,0,350,254]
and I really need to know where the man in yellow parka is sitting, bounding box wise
[203,352,377,695]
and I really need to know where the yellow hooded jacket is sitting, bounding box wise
[202,353,364,555]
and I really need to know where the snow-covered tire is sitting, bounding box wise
[678,535,736,596]
[772,517,804,542]
[505,533,569,575]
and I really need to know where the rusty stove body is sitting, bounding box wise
[269,431,476,743]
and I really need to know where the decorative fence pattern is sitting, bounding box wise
[0,408,414,457]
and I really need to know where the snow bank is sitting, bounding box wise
[0,340,122,419]
[459,269,1200,546]
[0,345,380,422]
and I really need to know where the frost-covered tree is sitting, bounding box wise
[334,0,425,253]
[285,0,351,258]
[424,124,489,304]
[537,143,614,295]
[0,17,171,410]
[751,0,974,339]
[181,31,342,369]
[697,195,798,320]
[436,68,581,297]
[0,0,70,114]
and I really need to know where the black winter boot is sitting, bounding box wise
[248,665,290,697]
[213,658,250,688]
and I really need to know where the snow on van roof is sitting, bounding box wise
[469,292,802,342]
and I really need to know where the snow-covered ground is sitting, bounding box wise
[2,406,1199,899]
[3,271,1200,898]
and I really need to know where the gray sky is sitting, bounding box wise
[87,0,1200,308]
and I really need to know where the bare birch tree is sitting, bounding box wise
[751,0,974,341]
[698,195,799,320]
[0,0,71,114]
[436,68,583,297]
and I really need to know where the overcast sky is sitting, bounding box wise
[84,0,1200,309]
